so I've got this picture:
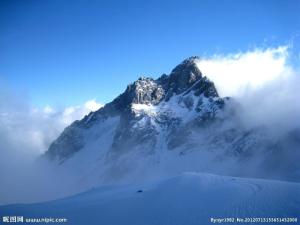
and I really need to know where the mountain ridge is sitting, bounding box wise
[45,56,227,162]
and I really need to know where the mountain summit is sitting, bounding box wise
[104,56,218,111]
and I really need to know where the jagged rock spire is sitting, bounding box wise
[164,56,203,96]
[109,56,218,110]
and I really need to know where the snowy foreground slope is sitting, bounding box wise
[1,173,299,225]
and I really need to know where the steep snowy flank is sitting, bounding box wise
[44,56,227,163]
[1,173,299,225]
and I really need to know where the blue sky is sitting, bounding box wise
[0,0,300,107]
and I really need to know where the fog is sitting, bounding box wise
[197,46,300,132]
[1,46,300,204]
[0,87,102,204]
[193,46,300,182]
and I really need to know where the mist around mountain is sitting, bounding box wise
[1,54,300,225]
[43,56,300,186]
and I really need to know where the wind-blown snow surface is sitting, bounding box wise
[1,173,299,225]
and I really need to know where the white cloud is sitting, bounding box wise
[0,89,104,204]
[196,46,300,131]
[43,105,55,114]
[59,99,102,125]
[84,99,102,111]
[0,97,103,155]
[196,46,293,97]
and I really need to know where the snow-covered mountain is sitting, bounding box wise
[45,57,227,160]
[43,57,300,186]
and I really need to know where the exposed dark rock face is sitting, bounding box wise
[114,77,165,106]
[45,122,85,161]
[164,56,203,96]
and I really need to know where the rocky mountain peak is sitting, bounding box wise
[170,56,201,78]
[115,56,214,107]
[127,77,164,105]
[105,57,218,113]
[164,56,203,96]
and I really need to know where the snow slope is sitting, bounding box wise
[1,173,299,225]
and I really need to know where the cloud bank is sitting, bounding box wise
[196,46,300,130]
[0,96,102,157]
[40,99,102,134]
[0,91,102,204]
[196,46,293,97]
